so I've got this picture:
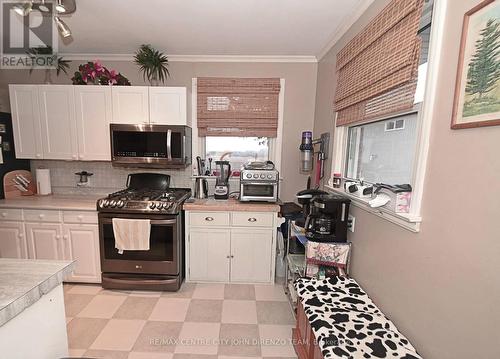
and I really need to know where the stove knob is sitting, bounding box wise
[246,174,252,179]
[267,174,273,179]
[253,174,259,179]
[162,203,169,210]
[109,200,117,208]
[260,174,266,179]
[102,199,109,207]
[116,200,124,208]
[149,202,156,210]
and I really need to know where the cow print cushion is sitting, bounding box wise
[295,277,422,359]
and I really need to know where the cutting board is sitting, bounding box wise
[3,170,37,198]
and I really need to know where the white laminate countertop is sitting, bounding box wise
[183,198,281,212]
[0,258,75,327]
[0,194,101,211]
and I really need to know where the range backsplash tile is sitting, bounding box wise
[30,160,194,195]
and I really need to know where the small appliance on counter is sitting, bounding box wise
[304,193,351,242]
[239,161,279,203]
[214,160,231,200]
[194,177,208,199]
[295,188,328,227]
[3,170,36,198]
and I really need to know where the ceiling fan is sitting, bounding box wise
[13,0,76,38]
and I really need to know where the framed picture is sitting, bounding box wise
[452,0,500,129]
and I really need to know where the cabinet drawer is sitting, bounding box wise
[231,212,274,228]
[24,209,61,223]
[190,212,230,227]
[63,211,98,224]
[0,209,23,221]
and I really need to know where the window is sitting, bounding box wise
[205,136,269,173]
[346,112,418,185]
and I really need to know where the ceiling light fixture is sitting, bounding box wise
[13,1,32,16]
[38,0,50,13]
[55,0,67,13]
[54,16,71,38]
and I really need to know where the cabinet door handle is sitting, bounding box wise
[226,255,231,259]
[72,154,77,159]
[79,155,84,160]
[248,217,257,222]
[205,216,214,222]
[63,235,69,240]
[55,235,61,240]
[18,233,24,238]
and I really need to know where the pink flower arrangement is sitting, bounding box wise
[71,61,131,86]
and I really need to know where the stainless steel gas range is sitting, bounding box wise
[96,173,191,291]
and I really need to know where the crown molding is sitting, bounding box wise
[316,0,376,61]
[60,53,318,63]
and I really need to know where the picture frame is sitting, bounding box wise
[451,0,500,129]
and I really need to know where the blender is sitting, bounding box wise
[214,160,231,200]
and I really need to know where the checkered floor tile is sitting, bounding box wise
[64,282,297,358]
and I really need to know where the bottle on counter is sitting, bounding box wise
[332,173,342,188]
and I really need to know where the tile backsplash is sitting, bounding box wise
[30,160,194,195]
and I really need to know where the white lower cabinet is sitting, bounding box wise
[0,221,27,259]
[62,224,101,283]
[25,222,63,260]
[230,228,273,283]
[0,208,101,283]
[186,211,278,284]
[189,228,231,282]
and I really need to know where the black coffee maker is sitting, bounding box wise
[305,193,351,242]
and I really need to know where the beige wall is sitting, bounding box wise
[314,0,500,358]
[0,60,318,201]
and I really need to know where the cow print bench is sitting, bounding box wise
[293,276,422,359]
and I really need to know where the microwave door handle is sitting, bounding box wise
[166,129,172,160]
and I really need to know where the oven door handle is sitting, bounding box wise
[100,218,177,225]
[166,129,172,160]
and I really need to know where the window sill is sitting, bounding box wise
[324,185,421,233]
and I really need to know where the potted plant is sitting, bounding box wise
[71,61,131,86]
[27,46,71,84]
[134,44,170,85]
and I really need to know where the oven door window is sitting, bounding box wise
[102,223,174,261]
[242,183,275,197]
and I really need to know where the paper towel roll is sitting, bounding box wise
[36,168,52,195]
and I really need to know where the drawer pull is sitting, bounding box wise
[205,216,214,221]
[39,214,45,219]
[1,213,6,217]
[248,217,257,222]
[77,215,83,220]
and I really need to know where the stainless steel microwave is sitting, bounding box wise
[110,124,192,169]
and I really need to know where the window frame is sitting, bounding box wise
[327,0,447,232]
[191,78,285,178]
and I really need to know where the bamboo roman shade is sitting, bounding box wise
[333,0,424,126]
[197,77,281,137]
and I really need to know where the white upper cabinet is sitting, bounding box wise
[38,85,78,160]
[74,86,112,161]
[8,85,43,159]
[149,87,187,125]
[111,86,149,124]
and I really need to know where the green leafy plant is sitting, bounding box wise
[27,46,71,76]
[134,44,170,85]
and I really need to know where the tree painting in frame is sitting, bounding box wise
[452,0,500,129]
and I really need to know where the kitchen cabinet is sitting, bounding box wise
[186,210,279,284]
[111,86,149,124]
[62,223,101,283]
[188,228,231,282]
[149,87,187,125]
[0,206,101,283]
[9,84,188,160]
[74,86,113,161]
[0,221,27,259]
[230,228,273,283]
[8,85,43,159]
[38,85,78,160]
[25,222,63,260]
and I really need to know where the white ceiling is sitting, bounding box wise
[58,0,366,58]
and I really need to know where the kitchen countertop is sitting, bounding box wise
[0,194,101,211]
[0,259,75,327]
[183,198,280,212]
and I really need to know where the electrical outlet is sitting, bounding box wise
[348,214,355,232]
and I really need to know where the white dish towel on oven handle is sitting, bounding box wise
[112,218,151,254]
